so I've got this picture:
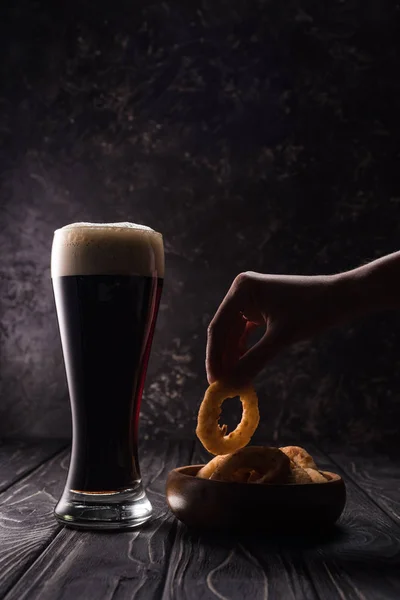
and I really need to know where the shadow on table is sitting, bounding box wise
[176,522,400,588]
[180,523,348,551]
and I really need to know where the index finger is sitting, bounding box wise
[206,280,247,384]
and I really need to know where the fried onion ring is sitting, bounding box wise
[197,455,227,479]
[197,458,262,483]
[287,462,313,484]
[196,382,260,455]
[227,468,263,483]
[280,446,318,470]
[247,470,263,483]
[304,468,328,483]
[210,446,290,483]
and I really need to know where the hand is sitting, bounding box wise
[206,271,345,386]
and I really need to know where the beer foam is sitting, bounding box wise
[51,222,164,278]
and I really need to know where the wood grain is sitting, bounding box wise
[324,451,400,527]
[0,448,68,597]
[3,440,400,600]
[301,445,400,600]
[4,441,194,600]
[0,439,67,493]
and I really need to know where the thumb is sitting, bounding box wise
[233,323,288,386]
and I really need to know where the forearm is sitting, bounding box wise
[334,251,400,321]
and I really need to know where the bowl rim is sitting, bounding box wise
[169,464,343,487]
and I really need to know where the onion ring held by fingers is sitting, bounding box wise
[196,382,260,455]
[210,446,290,483]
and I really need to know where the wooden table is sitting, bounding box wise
[0,439,399,600]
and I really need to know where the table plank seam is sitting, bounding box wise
[0,443,69,496]
[1,441,196,600]
[313,444,400,532]
[158,438,196,600]
[4,441,400,600]
[2,525,64,600]
[284,551,322,600]
[0,448,69,599]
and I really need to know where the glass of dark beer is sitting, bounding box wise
[51,222,164,529]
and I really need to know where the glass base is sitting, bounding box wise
[54,482,153,531]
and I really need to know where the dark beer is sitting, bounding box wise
[53,274,162,492]
[52,222,164,527]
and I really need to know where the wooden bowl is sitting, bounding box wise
[166,465,346,533]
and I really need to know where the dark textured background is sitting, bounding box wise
[1,0,400,449]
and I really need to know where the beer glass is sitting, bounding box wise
[51,222,164,529]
